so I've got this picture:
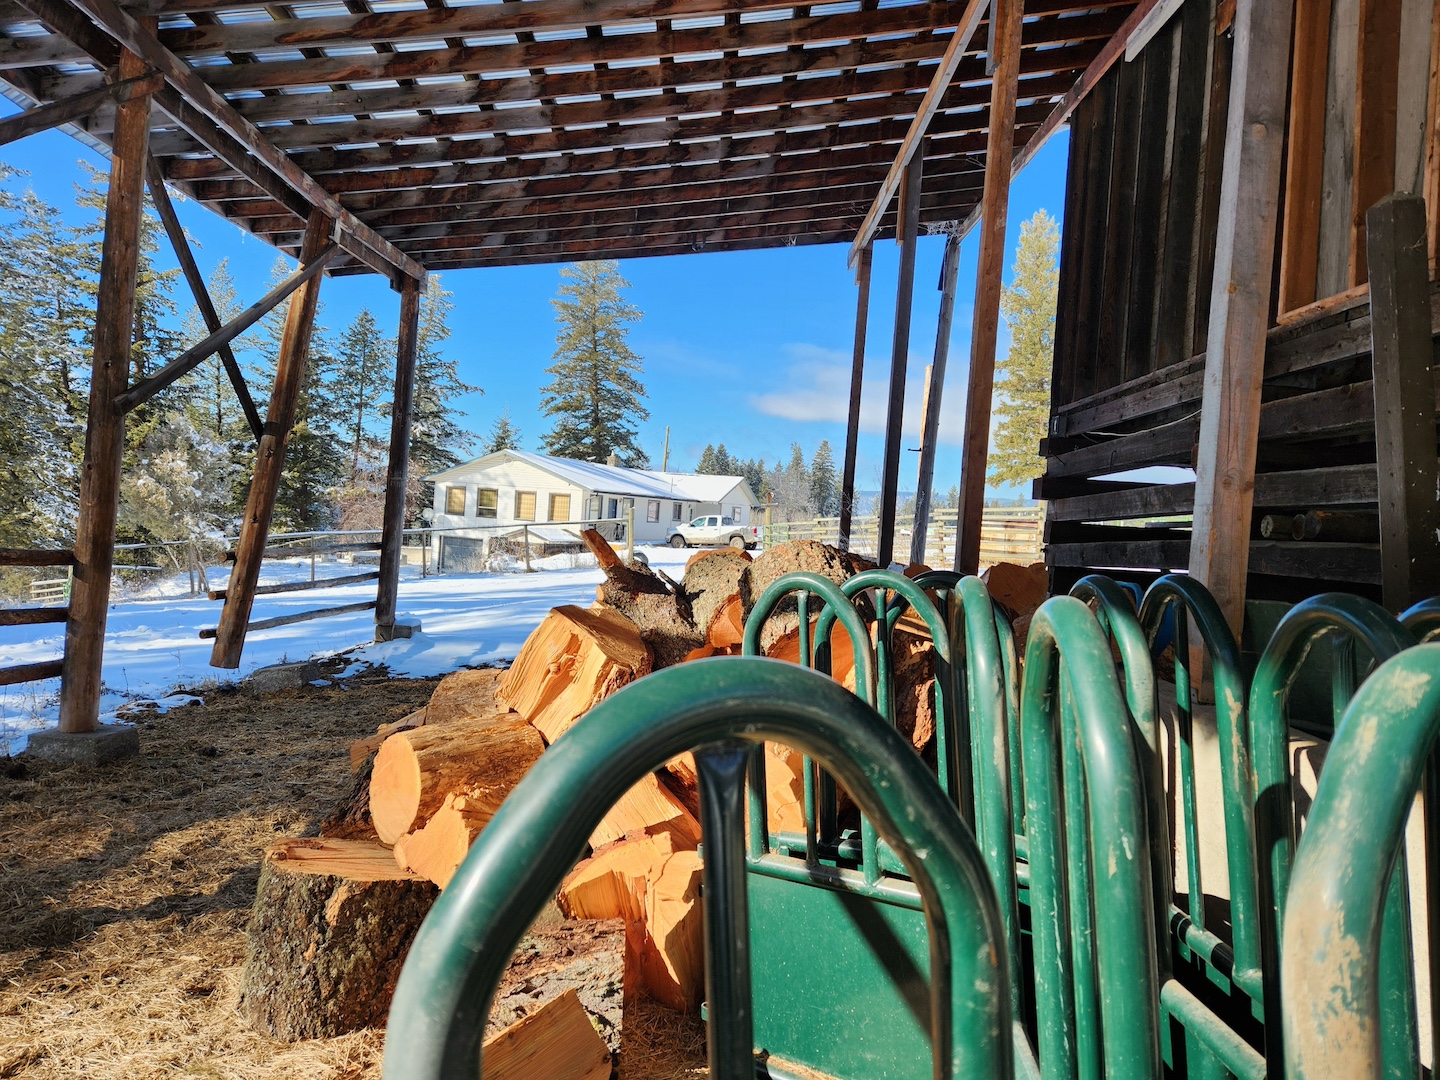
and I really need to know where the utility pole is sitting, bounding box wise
[662,426,670,472]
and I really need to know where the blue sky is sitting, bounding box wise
[0,109,1069,499]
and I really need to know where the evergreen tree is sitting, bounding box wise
[178,258,256,441]
[714,444,734,474]
[809,440,837,516]
[738,457,766,501]
[695,444,719,473]
[942,484,960,509]
[990,209,1059,486]
[539,260,649,466]
[405,275,480,478]
[484,409,523,454]
[333,307,391,481]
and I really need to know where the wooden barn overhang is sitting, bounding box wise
[0,0,1147,280]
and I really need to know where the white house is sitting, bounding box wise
[425,450,758,568]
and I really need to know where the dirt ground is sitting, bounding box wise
[0,665,705,1079]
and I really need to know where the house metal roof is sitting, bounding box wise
[428,449,751,503]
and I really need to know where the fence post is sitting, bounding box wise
[625,503,635,564]
[522,527,533,573]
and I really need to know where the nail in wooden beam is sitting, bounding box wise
[57,39,151,734]
[375,274,423,641]
[115,238,339,415]
[954,0,1023,577]
[210,210,331,669]
[910,232,962,566]
[144,154,264,442]
[1187,0,1297,638]
[1366,193,1440,610]
[875,157,925,567]
[0,70,160,147]
[838,242,873,552]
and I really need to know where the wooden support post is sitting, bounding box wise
[954,0,1023,577]
[375,274,422,642]
[210,210,331,668]
[1278,0,1333,314]
[1187,0,1297,637]
[145,154,264,442]
[1366,193,1440,609]
[875,158,923,567]
[1351,0,1403,287]
[910,232,962,566]
[838,242,873,552]
[56,40,151,735]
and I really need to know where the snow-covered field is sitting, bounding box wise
[0,543,694,753]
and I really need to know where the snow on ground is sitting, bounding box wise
[0,543,696,753]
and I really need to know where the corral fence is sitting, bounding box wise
[761,505,1045,567]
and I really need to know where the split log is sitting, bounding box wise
[764,743,807,835]
[660,753,701,820]
[583,529,704,668]
[982,560,1048,653]
[369,716,544,845]
[394,784,506,887]
[427,666,508,723]
[590,770,700,850]
[741,540,874,652]
[496,605,652,742]
[482,988,612,1080]
[705,593,746,650]
[349,706,426,772]
[681,547,751,639]
[239,837,438,1040]
[559,831,704,1012]
[489,918,625,1052]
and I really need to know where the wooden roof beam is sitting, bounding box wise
[17,0,424,284]
[0,68,159,145]
[848,0,990,267]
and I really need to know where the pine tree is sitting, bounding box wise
[333,307,391,481]
[178,258,256,441]
[695,444,719,473]
[406,275,480,478]
[809,440,837,516]
[739,458,766,501]
[990,209,1059,486]
[714,444,734,474]
[539,260,649,466]
[484,409,522,454]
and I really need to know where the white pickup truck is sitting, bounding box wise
[665,515,759,550]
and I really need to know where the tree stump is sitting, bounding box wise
[239,837,438,1040]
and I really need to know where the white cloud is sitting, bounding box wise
[749,342,975,445]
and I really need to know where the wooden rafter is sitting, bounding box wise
[0,69,160,145]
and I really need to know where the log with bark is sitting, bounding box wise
[681,548,752,643]
[369,716,544,845]
[482,988,612,1080]
[496,604,653,742]
[427,666,508,723]
[319,751,379,840]
[582,529,705,669]
[239,837,438,1040]
[558,830,704,1012]
[741,540,875,652]
[488,918,625,1053]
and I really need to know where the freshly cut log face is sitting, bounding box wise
[764,743,806,835]
[661,753,701,820]
[482,988,612,1080]
[982,561,1048,652]
[590,770,701,850]
[394,784,507,887]
[427,666,508,724]
[496,604,652,742]
[349,706,426,772]
[681,547,751,639]
[239,837,438,1041]
[558,831,704,1012]
[705,593,745,650]
[369,716,544,845]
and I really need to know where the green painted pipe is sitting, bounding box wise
[1021,596,1162,1080]
[380,658,1012,1080]
[1401,597,1440,642]
[1282,644,1440,1079]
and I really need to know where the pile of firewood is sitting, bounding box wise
[238,532,1046,1070]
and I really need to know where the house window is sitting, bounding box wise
[444,485,466,515]
[606,498,619,519]
[476,488,498,519]
[672,502,683,521]
[646,500,660,523]
[732,506,742,520]
[549,493,571,521]
[587,495,601,520]
[515,491,536,521]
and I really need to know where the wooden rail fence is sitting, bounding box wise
[763,506,1045,567]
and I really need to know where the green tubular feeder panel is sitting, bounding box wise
[1281,644,1440,1080]
[1248,594,1422,1079]
[1019,595,1162,1080]
[1137,575,1264,1006]
[379,659,1013,1080]
[1401,597,1440,642]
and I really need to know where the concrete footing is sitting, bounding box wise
[374,620,421,642]
[244,660,324,694]
[27,723,139,766]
